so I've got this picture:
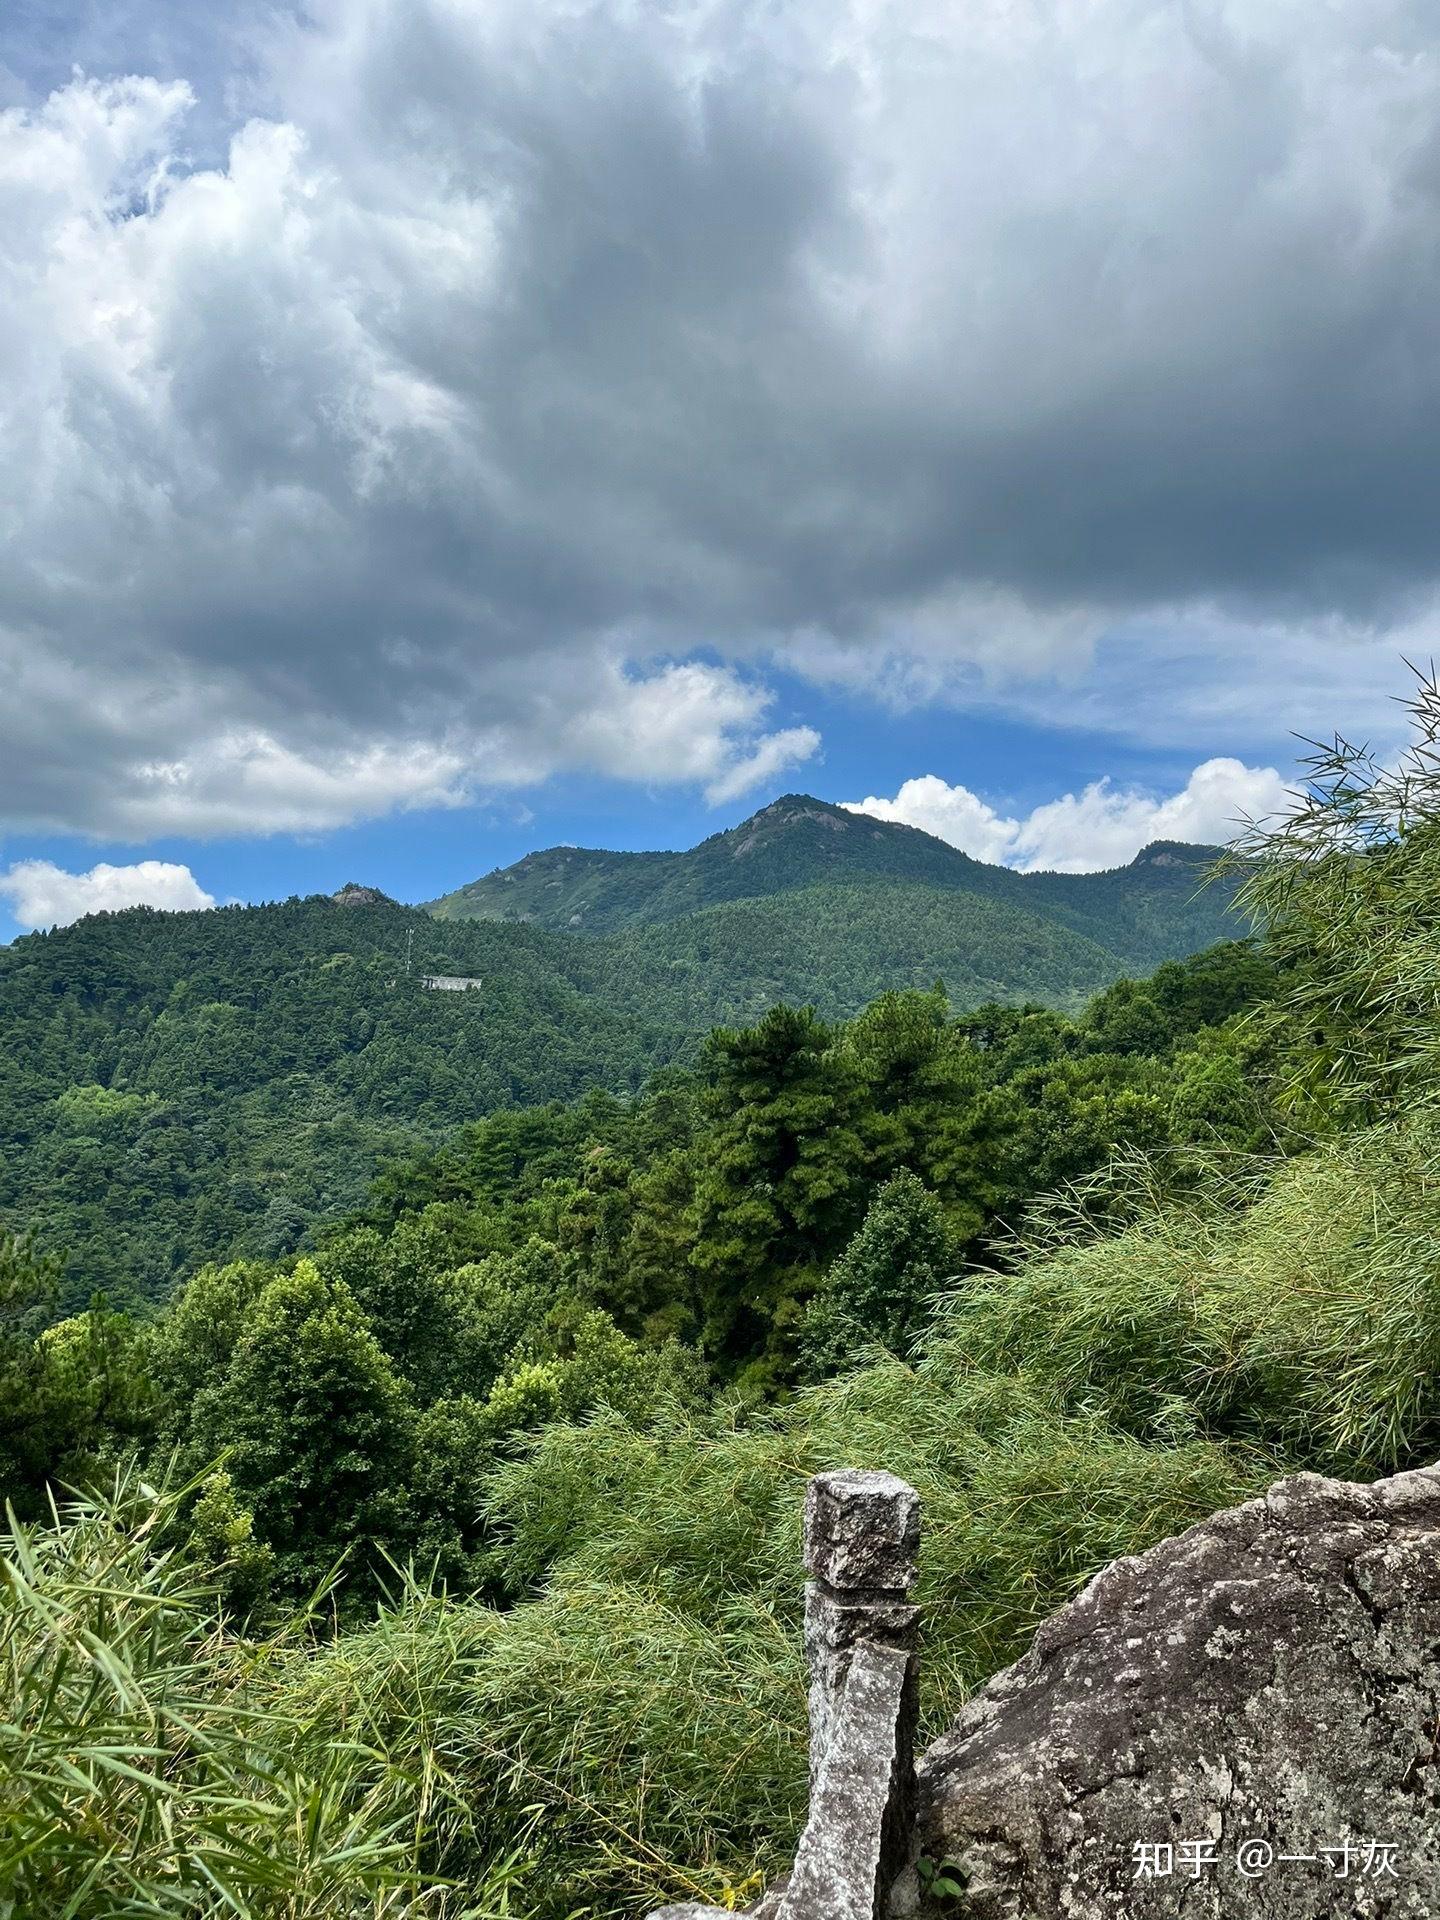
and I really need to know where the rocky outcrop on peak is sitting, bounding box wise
[330,882,397,908]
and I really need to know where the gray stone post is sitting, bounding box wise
[786,1469,921,1917]
[648,1468,922,1920]
[803,1469,922,1791]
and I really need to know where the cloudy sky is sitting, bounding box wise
[1,0,1434,935]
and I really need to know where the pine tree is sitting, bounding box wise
[688,1005,880,1367]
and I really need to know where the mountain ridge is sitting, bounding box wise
[427,791,1230,941]
[0,799,1242,1305]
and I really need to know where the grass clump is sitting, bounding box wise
[0,1470,455,1919]
[929,1119,1440,1473]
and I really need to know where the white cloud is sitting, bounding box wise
[846,759,1291,873]
[551,662,820,805]
[0,858,216,928]
[124,733,474,836]
[704,728,822,805]
[844,774,1021,866]
[5,1,1440,835]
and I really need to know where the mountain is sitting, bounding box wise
[428,792,1239,973]
[0,804,1243,1308]
[0,896,674,1308]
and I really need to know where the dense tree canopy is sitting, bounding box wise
[0,936,1276,1563]
[0,841,1245,1310]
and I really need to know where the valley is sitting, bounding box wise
[0,797,1240,1305]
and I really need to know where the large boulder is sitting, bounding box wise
[917,1465,1440,1917]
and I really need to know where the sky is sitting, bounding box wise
[2,0,1436,940]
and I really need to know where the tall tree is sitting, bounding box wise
[800,1170,961,1378]
[688,1005,880,1370]
[180,1261,416,1594]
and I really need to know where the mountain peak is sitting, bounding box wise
[428,790,1240,956]
[331,882,397,907]
[754,791,844,815]
[722,793,864,856]
[1128,840,1223,870]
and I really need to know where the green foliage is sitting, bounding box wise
[0,1226,155,1519]
[432,794,1237,968]
[343,957,1274,1389]
[916,1856,968,1903]
[0,895,676,1311]
[147,1260,272,1434]
[599,882,1195,1027]
[0,937,1277,1612]
[179,1261,418,1596]
[0,1227,63,1512]
[0,879,1332,1916]
[133,1225,709,1608]
[1168,1017,1280,1151]
[1231,669,1440,1122]
[0,1473,451,1918]
[945,1119,1440,1473]
[0,1373,1265,1920]
[445,1375,1258,1914]
[188,1469,277,1615]
[0,815,1241,1310]
[799,1171,962,1377]
[424,1243,568,1402]
[689,1006,880,1370]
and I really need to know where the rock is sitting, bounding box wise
[916,1464,1440,1917]
[330,882,396,907]
[649,1879,791,1920]
[645,1472,922,1920]
[779,1644,916,1920]
[805,1470,920,1595]
[750,1876,789,1919]
[803,1470,921,1839]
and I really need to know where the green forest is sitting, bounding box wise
[9,693,1440,1919]
[428,792,1233,957]
[0,808,1239,1310]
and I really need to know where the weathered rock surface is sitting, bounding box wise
[804,1469,921,1803]
[330,882,396,907]
[917,1464,1440,1917]
[795,1472,921,1915]
[805,1469,921,1596]
[781,1643,916,1920]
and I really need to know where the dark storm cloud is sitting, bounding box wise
[1,0,1437,833]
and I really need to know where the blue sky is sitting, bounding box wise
[3,676,1282,932]
[2,0,1433,940]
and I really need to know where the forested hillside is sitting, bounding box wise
[430,791,1238,968]
[0,895,669,1306]
[8,692,1440,1919]
[2,927,1278,1559]
[0,828,1240,1307]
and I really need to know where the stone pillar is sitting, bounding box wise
[784,1468,921,1918]
[647,1468,922,1920]
[803,1469,921,1792]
